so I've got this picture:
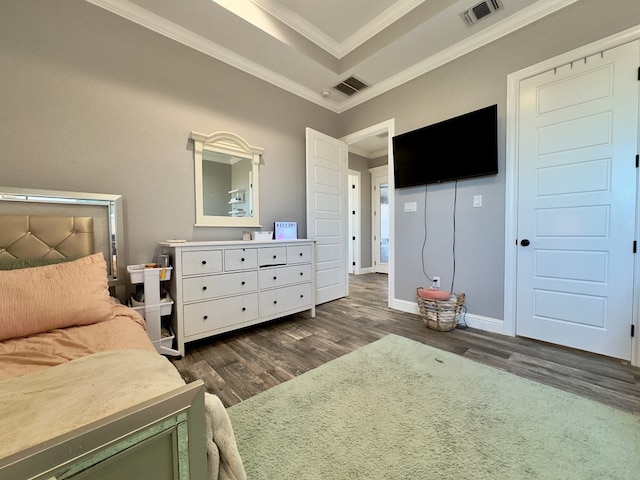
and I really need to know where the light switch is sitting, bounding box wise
[473,195,483,208]
[404,202,417,212]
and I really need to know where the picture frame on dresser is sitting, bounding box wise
[159,239,315,356]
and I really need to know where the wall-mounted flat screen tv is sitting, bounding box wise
[393,104,498,188]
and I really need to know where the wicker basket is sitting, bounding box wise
[416,289,465,332]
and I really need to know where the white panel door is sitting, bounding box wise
[516,41,639,359]
[306,128,348,305]
[348,173,360,275]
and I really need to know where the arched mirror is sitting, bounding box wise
[190,131,262,227]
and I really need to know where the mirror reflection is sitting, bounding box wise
[191,131,262,227]
[202,150,253,217]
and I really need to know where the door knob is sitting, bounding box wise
[520,239,530,247]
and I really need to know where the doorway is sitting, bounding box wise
[369,165,389,274]
[341,119,395,307]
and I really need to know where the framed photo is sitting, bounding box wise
[275,221,297,240]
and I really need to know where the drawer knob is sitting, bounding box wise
[300,272,303,276]
[273,276,277,280]
[300,294,304,298]
[273,300,277,304]
[242,307,246,312]
[202,286,207,291]
[273,255,277,259]
[241,281,246,285]
[299,252,303,256]
[241,257,245,262]
[201,260,207,265]
[203,315,208,320]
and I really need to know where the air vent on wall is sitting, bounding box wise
[333,76,369,97]
[461,0,502,26]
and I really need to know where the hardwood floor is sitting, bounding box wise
[171,273,640,414]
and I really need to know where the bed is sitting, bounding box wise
[0,187,246,480]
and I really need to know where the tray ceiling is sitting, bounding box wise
[86,0,577,113]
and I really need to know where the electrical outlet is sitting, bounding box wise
[432,276,440,288]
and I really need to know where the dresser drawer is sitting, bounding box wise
[258,246,287,266]
[259,264,312,289]
[182,250,223,276]
[260,283,312,317]
[287,244,312,264]
[183,293,259,336]
[224,248,257,271]
[182,271,258,302]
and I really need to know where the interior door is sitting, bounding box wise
[516,41,639,359]
[306,128,349,305]
[370,166,389,274]
[348,172,360,274]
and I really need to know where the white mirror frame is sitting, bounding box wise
[191,131,263,228]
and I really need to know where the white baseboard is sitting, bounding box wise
[352,267,374,275]
[391,297,505,335]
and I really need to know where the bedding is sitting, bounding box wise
[0,250,247,479]
[0,349,246,480]
[0,300,155,380]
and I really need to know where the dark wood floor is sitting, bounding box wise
[171,273,640,414]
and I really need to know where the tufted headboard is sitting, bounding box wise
[0,215,94,260]
[0,187,124,285]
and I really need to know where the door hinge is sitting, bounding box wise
[637,66,640,81]
[352,236,356,240]
[352,261,356,266]
[352,184,356,189]
[634,240,637,253]
[636,154,639,168]
[352,210,356,215]
[632,324,635,338]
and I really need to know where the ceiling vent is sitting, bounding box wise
[461,0,502,26]
[333,76,369,97]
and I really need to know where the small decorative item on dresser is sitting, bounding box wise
[416,288,465,332]
[251,231,273,241]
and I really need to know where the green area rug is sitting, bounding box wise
[227,334,640,479]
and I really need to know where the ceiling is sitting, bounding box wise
[86,0,576,156]
[87,0,576,113]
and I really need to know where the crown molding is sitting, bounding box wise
[335,0,579,112]
[84,0,339,111]
[250,0,425,58]
[85,0,578,114]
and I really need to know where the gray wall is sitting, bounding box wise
[0,0,339,265]
[339,0,640,320]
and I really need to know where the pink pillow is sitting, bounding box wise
[0,253,115,340]
[417,288,451,301]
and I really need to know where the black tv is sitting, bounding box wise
[392,104,498,188]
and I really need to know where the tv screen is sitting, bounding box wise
[392,105,498,188]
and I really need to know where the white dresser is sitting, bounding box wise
[159,240,315,356]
